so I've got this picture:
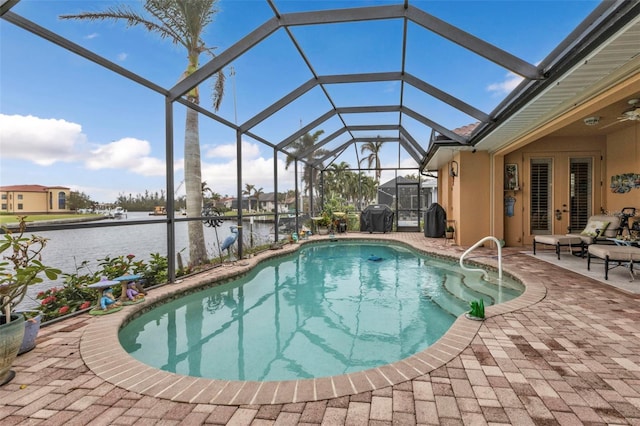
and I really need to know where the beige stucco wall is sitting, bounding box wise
[0,188,71,214]
[438,151,491,246]
[604,123,640,216]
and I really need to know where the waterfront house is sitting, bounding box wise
[0,185,71,214]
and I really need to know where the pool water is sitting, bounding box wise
[119,241,523,381]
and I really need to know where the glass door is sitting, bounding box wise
[396,182,420,232]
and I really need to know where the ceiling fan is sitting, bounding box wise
[600,98,640,129]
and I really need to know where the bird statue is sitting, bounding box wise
[221,226,239,260]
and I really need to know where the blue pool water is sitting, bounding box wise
[119,241,523,381]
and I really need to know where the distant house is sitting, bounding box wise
[0,185,71,214]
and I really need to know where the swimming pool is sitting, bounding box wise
[119,241,523,382]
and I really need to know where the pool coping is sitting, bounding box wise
[79,233,546,405]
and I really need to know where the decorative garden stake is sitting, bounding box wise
[465,299,485,321]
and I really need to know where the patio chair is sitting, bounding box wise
[566,213,623,245]
[533,213,622,259]
[587,244,640,280]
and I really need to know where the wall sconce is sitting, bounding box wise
[449,160,459,177]
[583,116,600,126]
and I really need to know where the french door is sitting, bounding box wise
[569,158,592,232]
[529,157,593,235]
[529,158,552,234]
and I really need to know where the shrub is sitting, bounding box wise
[37,253,169,321]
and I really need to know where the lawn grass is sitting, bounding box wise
[0,214,100,225]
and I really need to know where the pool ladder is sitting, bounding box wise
[459,236,503,282]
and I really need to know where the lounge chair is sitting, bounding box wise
[587,244,640,280]
[533,213,622,259]
[566,214,622,246]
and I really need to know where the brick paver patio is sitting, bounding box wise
[2,233,639,425]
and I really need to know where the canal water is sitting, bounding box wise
[17,212,275,309]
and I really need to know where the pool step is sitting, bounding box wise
[443,274,495,307]
[422,277,470,317]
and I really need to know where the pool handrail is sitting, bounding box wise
[459,236,503,281]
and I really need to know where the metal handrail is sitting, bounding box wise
[459,236,503,281]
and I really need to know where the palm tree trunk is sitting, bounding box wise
[185,107,207,266]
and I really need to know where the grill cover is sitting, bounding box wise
[360,204,394,233]
[424,203,447,237]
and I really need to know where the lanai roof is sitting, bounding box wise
[2,0,639,181]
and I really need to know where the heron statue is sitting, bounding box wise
[220,226,239,261]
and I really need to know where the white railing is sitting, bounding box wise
[459,236,503,281]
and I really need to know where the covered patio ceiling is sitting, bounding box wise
[2,0,639,176]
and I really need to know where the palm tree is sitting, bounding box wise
[252,187,264,212]
[325,161,350,199]
[60,0,225,267]
[359,138,384,183]
[284,130,327,214]
[243,183,255,212]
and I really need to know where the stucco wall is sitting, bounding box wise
[437,151,491,246]
[604,123,640,216]
[0,189,71,214]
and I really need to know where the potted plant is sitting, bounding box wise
[316,212,332,234]
[445,226,455,239]
[0,217,60,385]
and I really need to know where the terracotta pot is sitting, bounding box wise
[0,314,25,386]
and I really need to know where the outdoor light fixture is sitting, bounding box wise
[583,116,600,126]
[449,160,459,177]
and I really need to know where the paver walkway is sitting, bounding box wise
[2,233,640,425]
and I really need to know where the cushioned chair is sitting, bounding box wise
[567,214,622,245]
[587,244,640,280]
[533,235,584,259]
[533,214,622,259]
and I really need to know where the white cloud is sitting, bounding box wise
[0,114,167,177]
[86,33,99,39]
[86,137,165,176]
[487,72,523,96]
[0,114,86,165]
[204,140,260,159]
[117,52,128,61]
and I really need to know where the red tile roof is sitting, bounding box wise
[0,184,69,192]
[452,122,480,137]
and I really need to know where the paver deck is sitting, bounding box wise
[2,232,640,425]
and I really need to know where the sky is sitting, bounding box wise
[0,0,599,203]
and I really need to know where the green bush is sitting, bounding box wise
[37,253,169,321]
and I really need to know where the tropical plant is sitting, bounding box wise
[0,218,61,320]
[360,138,384,183]
[0,220,61,319]
[36,253,168,321]
[97,254,146,280]
[284,130,327,214]
[252,187,264,212]
[446,225,455,232]
[37,271,97,322]
[60,0,225,267]
[243,183,256,212]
